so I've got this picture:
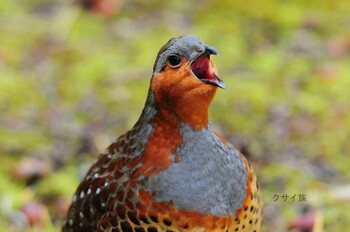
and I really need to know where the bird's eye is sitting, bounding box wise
[167,55,182,68]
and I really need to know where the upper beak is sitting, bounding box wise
[204,45,219,56]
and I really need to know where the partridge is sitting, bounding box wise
[63,35,262,232]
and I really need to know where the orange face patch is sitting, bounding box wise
[151,58,217,130]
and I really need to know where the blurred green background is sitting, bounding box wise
[1,0,350,231]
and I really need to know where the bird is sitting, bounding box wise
[62,35,262,232]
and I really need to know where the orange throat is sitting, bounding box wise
[151,65,217,130]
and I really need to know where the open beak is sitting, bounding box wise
[190,45,226,89]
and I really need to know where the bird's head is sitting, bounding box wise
[150,35,225,130]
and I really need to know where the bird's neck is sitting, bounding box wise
[150,88,216,131]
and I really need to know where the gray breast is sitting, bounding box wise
[145,124,247,216]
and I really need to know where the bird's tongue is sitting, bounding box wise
[191,56,226,89]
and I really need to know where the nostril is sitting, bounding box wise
[194,44,204,53]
